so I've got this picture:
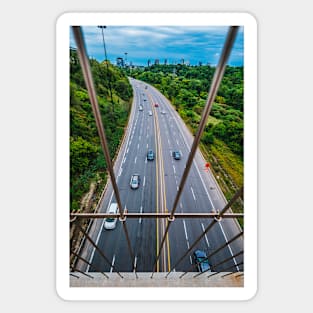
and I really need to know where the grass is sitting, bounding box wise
[200,139,244,229]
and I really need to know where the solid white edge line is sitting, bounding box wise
[218,222,240,271]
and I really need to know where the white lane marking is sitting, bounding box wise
[139,205,143,224]
[183,219,189,241]
[137,143,139,149]
[122,157,126,164]
[129,139,132,146]
[201,223,210,248]
[189,256,193,265]
[191,186,196,200]
[169,107,215,210]
[143,176,146,187]
[88,189,115,270]
[173,165,176,174]
[139,135,141,141]
[218,222,240,271]
[118,167,123,177]
[126,148,129,154]
[134,156,137,164]
[146,143,148,148]
[110,254,116,273]
[167,138,170,145]
[133,256,137,271]
[176,139,179,145]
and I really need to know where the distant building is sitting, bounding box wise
[154,59,159,65]
[116,57,124,67]
[164,59,167,65]
[147,59,151,67]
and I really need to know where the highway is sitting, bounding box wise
[81,78,243,273]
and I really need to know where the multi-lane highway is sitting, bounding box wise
[79,78,243,274]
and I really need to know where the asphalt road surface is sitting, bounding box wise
[79,78,243,274]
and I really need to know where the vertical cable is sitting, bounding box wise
[151,26,239,277]
[165,186,243,278]
[98,26,115,113]
[71,26,135,267]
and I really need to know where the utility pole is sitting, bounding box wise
[98,25,114,114]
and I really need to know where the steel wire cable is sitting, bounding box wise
[72,26,135,270]
[151,26,239,277]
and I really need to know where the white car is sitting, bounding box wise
[139,105,143,111]
[130,174,140,189]
[104,203,119,230]
[148,111,152,116]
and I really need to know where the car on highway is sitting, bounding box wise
[148,111,153,116]
[154,103,159,107]
[172,151,181,160]
[130,174,140,189]
[193,250,211,272]
[147,149,154,161]
[161,110,166,114]
[104,203,119,230]
[139,105,143,111]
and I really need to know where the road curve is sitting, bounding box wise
[77,78,243,274]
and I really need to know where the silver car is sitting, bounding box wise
[130,174,140,189]
[104,203,119,230]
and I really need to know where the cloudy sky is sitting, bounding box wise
[70,26,243,66]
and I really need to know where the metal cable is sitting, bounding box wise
[75,222,124,278]
[179,231,243,278]
[204,261,244,280]
[70,212,244,219]
[165,186,243,278]
[98,26,115,113]
[71,26,135,266]
[151,26,239,277]
[71,249,109,278]
[210,250,243,272]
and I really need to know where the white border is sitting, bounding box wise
[56,12,257,301]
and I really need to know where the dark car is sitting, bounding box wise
[154,103,159,107]
[147,149,154,161]
[193,250,211,272]
[172,151,181,160]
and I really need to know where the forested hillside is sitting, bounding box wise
[70,49,133,212]
[131,64,243,215]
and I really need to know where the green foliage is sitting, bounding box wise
[70,48,132,212]
[70,136,98,176]
[131,64,243,217]
[131,64,243,158]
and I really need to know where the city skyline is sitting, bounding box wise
[70,26,244,67]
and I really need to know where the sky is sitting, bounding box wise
[70,26,243,67]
